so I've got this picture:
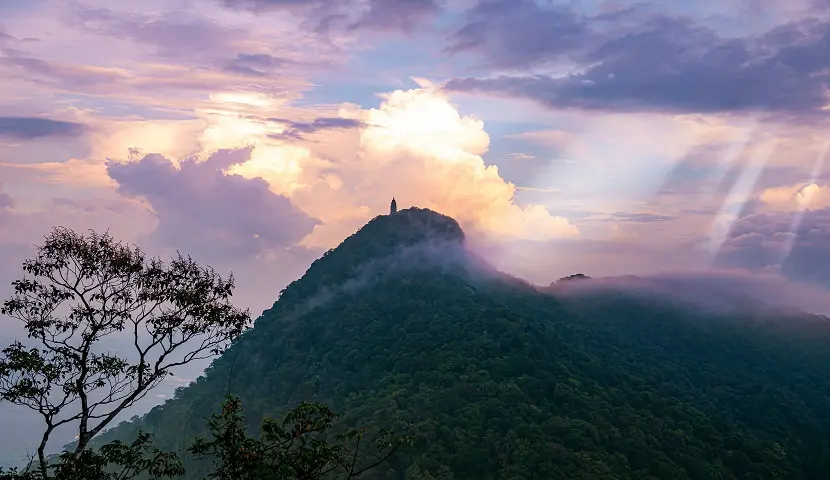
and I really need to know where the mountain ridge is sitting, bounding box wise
[95,207,830,479]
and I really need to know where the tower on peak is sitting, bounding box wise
[390,197,397,215]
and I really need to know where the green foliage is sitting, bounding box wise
[190,396,408,480]
[88,210,830,478]
[0,433,183,480]
[0,397,401,480]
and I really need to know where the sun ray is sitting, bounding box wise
[705,138,777,263]
[775,139,830,268]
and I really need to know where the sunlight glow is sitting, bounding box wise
[705,139,777,262]
[776,140,830,267]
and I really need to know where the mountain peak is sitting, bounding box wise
[268,207,466,315]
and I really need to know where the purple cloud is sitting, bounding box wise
[349,0,440,33]
[266,116,364,140]
[106,148,319,259]
[218,0,441,33]
[223,53,293,77]
[446,0,593,69]
[445,2,830,115]
[0,117,87,140]
[0,50,127,89]
[73,7,243,60]
[714,208,830,286]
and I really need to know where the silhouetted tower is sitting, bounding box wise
[390,197,397,215]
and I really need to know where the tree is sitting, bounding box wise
[189,396,409,480]
[0,227,250,477]
[0,432,184,480]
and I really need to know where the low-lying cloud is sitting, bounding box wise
[549,268,830,317]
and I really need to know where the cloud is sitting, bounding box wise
[0,116,87,140]
[186,83,581,247]
[106,147,319,259]
[550,268,830,316]
[217,0,442,33]
[73,6,245,60]
[282,85,579,246]
[606,212,674,223]
[714,208,830,286]
[267,116,364,140]
[446,0,593,69]
[348,0,441,33]
[759,183,830,211]
[445,3,830,115]
[224,53,294,77]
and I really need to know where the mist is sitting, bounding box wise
[546,268,830,318]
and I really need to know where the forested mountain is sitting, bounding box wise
[96,207,830,479]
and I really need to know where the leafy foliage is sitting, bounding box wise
[0,432,183,480]
[190,396,408,480]
[0,396,401,480]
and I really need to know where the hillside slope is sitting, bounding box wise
[98,208,830,479]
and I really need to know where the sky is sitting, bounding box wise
[4,0,830,463]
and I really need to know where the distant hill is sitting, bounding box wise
[96,207,830,479]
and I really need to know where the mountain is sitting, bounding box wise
[97,207,830,479]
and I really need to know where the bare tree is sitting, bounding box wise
[0,227,250,478]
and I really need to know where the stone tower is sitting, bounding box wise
[390,197,397,215]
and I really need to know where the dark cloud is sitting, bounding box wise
[446,0,593,69]
[0,116,87,140]
[266,116,364,140]
[714,208,830,286]
[106,148,319,259]
[218,0,441,33]
[445,2,830,115]
[348,0,440,33]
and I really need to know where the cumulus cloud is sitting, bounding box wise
[714,208,830,286]
[445,1,830,115]
[0,116,87,140]
[178,84,579,247]
[282,85,579,246]
[106,147,319,259]
[759,183,830,211]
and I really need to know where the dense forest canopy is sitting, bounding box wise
[95,207,830,479]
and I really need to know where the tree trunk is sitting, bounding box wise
[37,425,53,480]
